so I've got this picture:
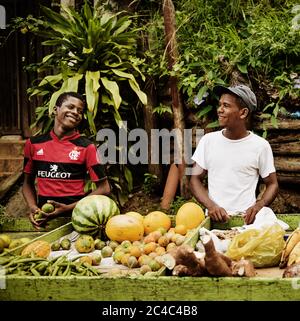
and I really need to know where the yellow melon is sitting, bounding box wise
[105,214,144,242]
[143,211,171,235]
[21,240,51,258]
[175,202,205,230]
[125,211,144,224]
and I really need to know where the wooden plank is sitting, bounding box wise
[274,157,300,172]
[5,222,73,255]
[276,214,300,231]
[277,172,300,184]
[1,275,299,301]
[272,141,300,155]
[212,214,300,231]
[1,215,300,301]
[253,119,300,130]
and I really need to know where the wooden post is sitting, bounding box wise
[162,0,188,207]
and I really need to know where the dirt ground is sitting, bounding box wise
[121,190,162,215]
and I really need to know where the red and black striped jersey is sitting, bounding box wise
[23,130,106,206]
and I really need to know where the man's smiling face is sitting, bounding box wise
[217,93,247,128]
[55,96,84,130]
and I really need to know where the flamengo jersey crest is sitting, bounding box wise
[69,148,80,160]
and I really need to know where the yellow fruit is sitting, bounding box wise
[79,256,93,265]
[94,239,106,250]
[121,253,131,266]
[21,240,51,258]
[105,214,144,242]
[174,224,188,235]
[20,238,31,245]
[143,242,157,255]
[101,246,113,258]
[138,255,151,267]
[0,234,11,248]
[9,239,23,250]
[287,241,300,266]
[176,202,205,230]
[158,235,169,248]
[127,256,139,268]
[125,211,144,224]
[155,246,166,256]
[75,235,95,253]
[0,239,4,254]
[148,259,161,272]
[140,264,152,275]
[280,228,300,268]
[113,251,124,264]
[143,211,171,235]
[129,246,142,258]
[91,253,102,266]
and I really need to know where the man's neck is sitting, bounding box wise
[222,127,249,140]
[53,125,76,140]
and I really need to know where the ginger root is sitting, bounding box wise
[202,235,232,277]
[169,237,256,278]
[283,262,300,278]
[231,259,256,277]
[170,244,206,277]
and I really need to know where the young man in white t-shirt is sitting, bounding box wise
[190,84,278,224]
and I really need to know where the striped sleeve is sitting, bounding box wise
[85,144,107,181]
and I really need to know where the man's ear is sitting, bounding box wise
[240,108,249,119]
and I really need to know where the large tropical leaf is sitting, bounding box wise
[85,71,100,113]
[101,77,122,109]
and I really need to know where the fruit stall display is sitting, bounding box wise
[0,195,300,301]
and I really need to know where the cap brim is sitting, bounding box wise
[213,85,234,97]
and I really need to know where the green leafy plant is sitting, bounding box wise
[19,1,147,136]
[152,103,173,116]
[8,1,149,207]
[142,1,300,132]
[169,196,187,215]
[142,173,159,195]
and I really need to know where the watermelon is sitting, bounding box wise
[72,195,120,237]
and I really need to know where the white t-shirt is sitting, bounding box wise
[191,130,276,213]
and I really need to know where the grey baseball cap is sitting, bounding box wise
[214,84,257,112]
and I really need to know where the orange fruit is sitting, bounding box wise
[174,224,187,235]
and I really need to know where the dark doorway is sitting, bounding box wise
[0,0,51,137]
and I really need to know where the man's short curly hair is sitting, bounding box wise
[55,92,86,109]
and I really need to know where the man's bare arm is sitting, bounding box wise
[189,163,229,222]
[244,172,279,224]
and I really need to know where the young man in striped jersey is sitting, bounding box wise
[22,92,111,229]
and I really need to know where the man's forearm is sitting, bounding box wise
[256,183,278,208]
[22,184,38,211]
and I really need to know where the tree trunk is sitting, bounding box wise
[162,0,188,204]
[143,77,162,179]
